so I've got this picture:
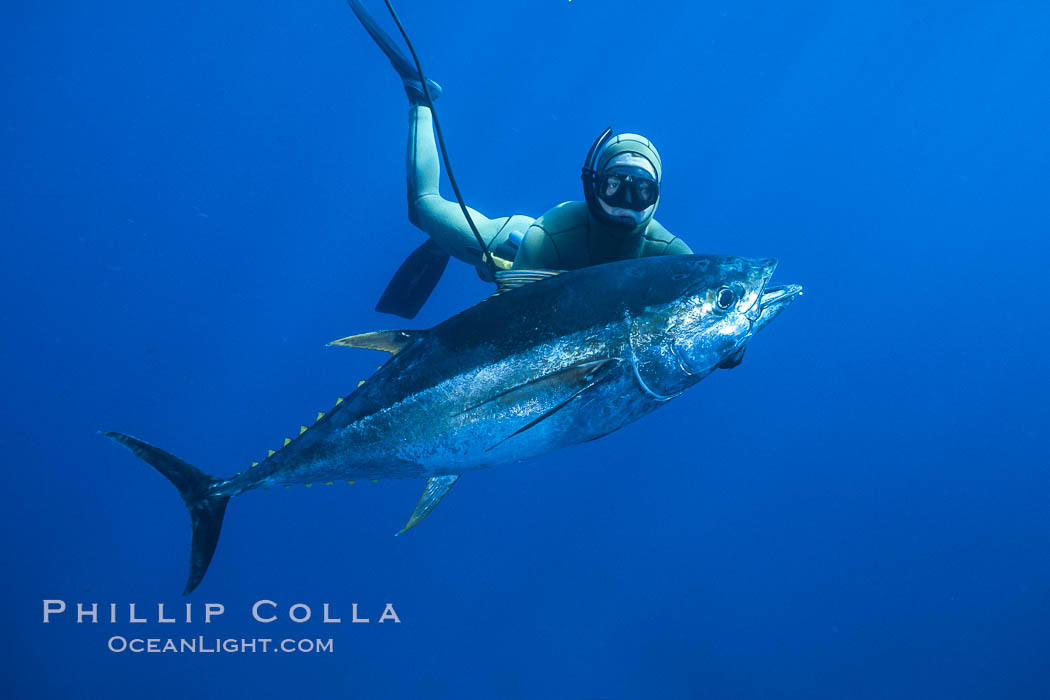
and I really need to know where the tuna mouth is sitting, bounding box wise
[752,283,803,335]
[761,284,803,308]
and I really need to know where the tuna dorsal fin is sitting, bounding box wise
[327,329,424,354]
[396,475,459,535]
[493,269,562,294]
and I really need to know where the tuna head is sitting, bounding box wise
[629,256,801,399]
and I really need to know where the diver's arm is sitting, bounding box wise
[643,220,692,256]
[513,224,562,270]
[407,105,507,266]
[665,237,693,255]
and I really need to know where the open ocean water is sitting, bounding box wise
[4,1,1049,698]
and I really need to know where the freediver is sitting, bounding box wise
[406,99,690,273]
[347,1,743,368]
[349,7,679,272]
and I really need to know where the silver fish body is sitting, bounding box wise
[103,255,800,593]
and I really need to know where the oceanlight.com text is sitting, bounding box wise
[107,636,334,654]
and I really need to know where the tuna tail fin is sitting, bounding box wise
[100,431,230,595]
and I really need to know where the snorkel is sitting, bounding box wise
[581,126,614,220]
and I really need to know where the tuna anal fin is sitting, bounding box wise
[397,475,459,535]
[328,329,425,354]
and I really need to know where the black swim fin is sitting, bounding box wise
[376,238,450,319]
[346,0,441,100]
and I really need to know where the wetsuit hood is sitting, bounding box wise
[583,132,663,237]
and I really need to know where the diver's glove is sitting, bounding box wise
[404,77,442,105]
[718,345,747,370]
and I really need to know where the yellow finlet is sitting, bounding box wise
[335,397,344,404]
[283,437,292,446]
[316,411,325,421]
[283,485,290,489]
[324,481,333,486]
[357,380,366,387]
[370,479,379,483]
[251,461,259,468]
[299,425,308,435]
[305,483,312,488]
[347,480,355,485]
[268,449,276,457]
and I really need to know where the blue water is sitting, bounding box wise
[5,2,1049,698]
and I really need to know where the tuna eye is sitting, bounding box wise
[716,287,737,310]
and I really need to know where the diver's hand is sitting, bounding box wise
[718,345,747,370]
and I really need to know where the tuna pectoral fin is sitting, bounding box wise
[100,431,229,595]
[483,358,621,451]
[397,475,459,535]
